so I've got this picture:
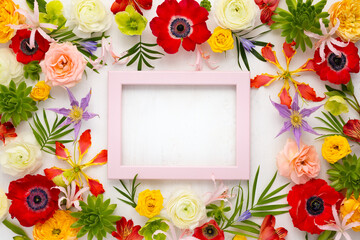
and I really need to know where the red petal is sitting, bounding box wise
[55,142,71,160]
[78,129,91,158]
[297,83,325,102]
[260,8,274,25]
[111,0,129,14]
[44,167,64,180]
[188,22,212,44]
[283,41,296,66]
[278,84,292,108]
[275,227,288,239]
[261,43,280,66]
[297,59,316,72]
[179,0,209,25]
[135,0,152,10]
[156,0,181,21]
[182,37,196,51]
[343,119,360,142]
[88,150,108,165]
[87,178,105,196]
[251,74,278,88]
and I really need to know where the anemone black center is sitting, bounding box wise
[33,195,42,204]
[306,196,324,216]
[170,17,191,38]
[328,53,347,71]
[20,38,39,56]
[203,225,217,238]
[26,188,49,211]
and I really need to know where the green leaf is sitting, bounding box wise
[235,37,242,70]
[239,42,250,71]
[251,210,289,217]
[2,219,30,239]
[26,0,47,13]
[114,175,139,208]
[251,204,289,211]
[224,230,257,239]
[258,171,277,202]
[230,224,260,234]
[251,167,260,207]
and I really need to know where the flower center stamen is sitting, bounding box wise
[290,111,303,128]
[328,53,347,71]
[69,106,83,123]
[20,38,39,55]
[306,196,324,216]
[52,228,61,235]
[170,17,192,39]
[203,225,218,238]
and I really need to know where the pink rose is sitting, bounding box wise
[40,42,87,88]
[276,138,320,184]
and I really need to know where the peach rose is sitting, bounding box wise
[276,138,320,184]
[40,42,87,88]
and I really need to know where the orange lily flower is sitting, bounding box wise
[44,129,107,196]
[251,41,325,108]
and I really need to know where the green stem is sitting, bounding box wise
[2,219,31,240]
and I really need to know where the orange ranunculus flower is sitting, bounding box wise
[0,0,22,43]
[329,0,360,42]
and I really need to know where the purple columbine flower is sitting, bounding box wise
[237,210,252,222]
[80,41,98,55]
[48,88,98,140]
[271,93,322,148]
[240,38,255,52]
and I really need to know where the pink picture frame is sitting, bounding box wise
[108,71,250,180]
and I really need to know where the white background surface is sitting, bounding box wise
[0,0,360,239]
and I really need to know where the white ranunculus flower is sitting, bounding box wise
[0,189,9,222]
[215,0,258,31]
[0,48,23,86]
[70,0,112,38]
[0,134,42,177]
[166,190,206,229]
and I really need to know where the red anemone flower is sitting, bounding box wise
[343,119,360,142]
[6,174,60,227]
[259,215,287,240]
[111,0,152,14]
[193,220,224,240]
[314,38,359,85]
[112,217,143,240]
[9,29,50,64]
[287,179,343,234]
[150,0,211,54]
[0,115,17,145]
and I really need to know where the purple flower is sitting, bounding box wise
[237,210,252,222]
[271,93,322,148]
[80,41,98,55]
[48,88,98,140]
[240,38,255,52]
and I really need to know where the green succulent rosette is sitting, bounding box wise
[271,0,329,51]
[115,5,148,36]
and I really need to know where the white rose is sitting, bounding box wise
[215,0,258,31]
[166,190,206,229]
[0,134,42,177]
[0,48,23,86]
[70,0,112,38]
[0,189,9,222]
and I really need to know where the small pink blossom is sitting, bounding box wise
[276,138,320,184]
[53,178,89,211]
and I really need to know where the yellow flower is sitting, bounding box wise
[0,0,22,43]
[207,27,234,53]
[233,235,247,240]
[30,81,51,101]
[321,135,351,164]
[135,189,164,218]
[33,210,80,240]
[340,195,360,231]
[329,0,360,42]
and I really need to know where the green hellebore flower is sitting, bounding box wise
[324,96,349,116]
[39,0,67,30]
[139,217,169,240]
[115,5,148,36]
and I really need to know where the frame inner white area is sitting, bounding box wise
[121,85,237,166]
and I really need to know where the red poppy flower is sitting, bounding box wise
[111,0,152,14]
[112,217,143,240]
[6,174,60,227]
[343,119,360,142]
[0,115,17,145]
[150,0,211,54]
[193,220,224,240]
[9,29,50,64]
[255,0,279,25]
[259,215,287,240]
[314,38,359,85]
[287,179,343,234]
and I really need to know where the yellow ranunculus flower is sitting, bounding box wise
[33,210,80,240]
[30,81,51,101]
[0,0,22,43]
[135,189,164,218]
[340,195,360,231]
[329,0,360,42]
[321,135,351,164]
[208,27,234,53]
[233,235,247,240]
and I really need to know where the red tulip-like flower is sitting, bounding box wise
[150,0,211,54]
[343,119,360,142]
[255,0,279,25]
[314,38,359,85]
[112,217,143,240]
[0,115,17,145]
[9,29,50,64]
[259,215,287,240]
[287,179,343,234]
[193,220,224,240]
[6,174,60,227]
[111,0,152,15]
